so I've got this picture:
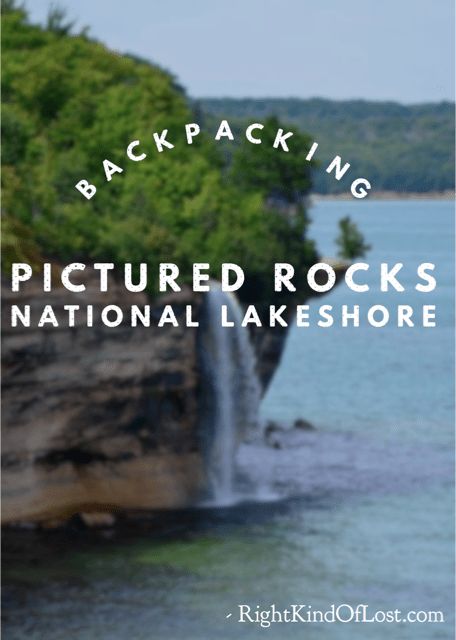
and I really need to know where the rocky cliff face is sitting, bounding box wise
[2,278,204,525]
[2,264,347,526]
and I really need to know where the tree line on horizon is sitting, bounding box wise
[199,98,454,194]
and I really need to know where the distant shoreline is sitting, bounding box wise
[312,190,454,202]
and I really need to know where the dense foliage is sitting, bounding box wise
[200,98,455,194]
[1,4,319,302]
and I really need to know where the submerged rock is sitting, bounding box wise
[264,422,285,449]
[294,418,316,431]
[264,419,316,449]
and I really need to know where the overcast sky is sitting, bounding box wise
[27,0,454,103]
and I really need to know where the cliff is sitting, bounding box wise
[2,7,350,526]
[1,263,348,526]
[1,278,204,525]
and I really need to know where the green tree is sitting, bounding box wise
[46,4,75,35]
[1,0,24,14]
[335,216,371,260]
[227,115,318,275]
[229,115,315,205]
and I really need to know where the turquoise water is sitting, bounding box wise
[3,201,454,639]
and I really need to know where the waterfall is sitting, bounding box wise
[199,282,262,505]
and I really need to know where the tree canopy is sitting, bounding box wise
[1,4,319,304]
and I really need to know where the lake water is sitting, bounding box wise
[3,200,454,640]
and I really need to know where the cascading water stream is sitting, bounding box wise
[199,282,262,505]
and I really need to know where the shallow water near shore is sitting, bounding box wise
[2,200,454,640]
